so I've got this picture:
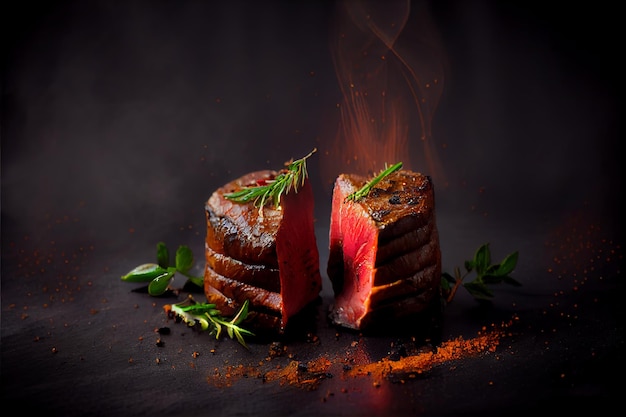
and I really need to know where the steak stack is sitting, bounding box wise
[327,169,442,331]
[204,170,322,334]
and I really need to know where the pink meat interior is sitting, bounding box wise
[276,179,322,327]
[328,179,378,328]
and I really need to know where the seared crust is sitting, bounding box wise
[205,170,281,267]
[204,263,282,313]
[373,236,440,286]
[341,170,436,241]
[205,243,281,293]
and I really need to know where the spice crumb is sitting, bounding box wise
[206,327,509,391]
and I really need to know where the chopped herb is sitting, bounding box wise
[165,296,254,348]
[344,162,403,202]
[441,243,521,304]
[224,148,316,210]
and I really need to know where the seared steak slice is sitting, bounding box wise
[204,264,282,312]
[205,243,281,293]
[204,170,322,332]
[327,169,441,330]
[206,170,281,267]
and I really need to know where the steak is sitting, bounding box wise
[204,170,322,333]
[205,244,281,293]
[327,169,442,330]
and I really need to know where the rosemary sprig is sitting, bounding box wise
[441,243,521,304]
[224,148,317,209]
[166,296,255,348]
[344,162,403,202]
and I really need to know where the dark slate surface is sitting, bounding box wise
[2,1,622,416]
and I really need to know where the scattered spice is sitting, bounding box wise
[263,355,334,391]
[208,364,263,388]
[268,341,287,358]
[206,324,510,391]
[344,329,504,382]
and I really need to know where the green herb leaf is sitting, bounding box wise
[463,281,494,300]
[157,241,169,268]
[167,297,254,348]
[344,162,403,202]
[122,242,204,295]
[472,243,491,276]
[186,275,204,288]
[121,263,168,282]
[175,245,194,273]
[224,148,316,209]
[230,298,249,326]
[494,251,519,276]
[123,246,254,347]
[178,303,218,314]
[147,269,176,296]
[442,243,520,304]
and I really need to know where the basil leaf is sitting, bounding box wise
[186,275,204,287]
[495,251,519,276]
[175,245,194,273]
[147,270,175,296]
[157,242,169,268]
[463,281,494,299]
[473,243,491,275]
[485,263,500,275]
[121,263,167,282]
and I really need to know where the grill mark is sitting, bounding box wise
[205,243,281,293]
[204,266,282,313]
[368,263,441,307]
[372,237,441,286]
[376,220,435,263]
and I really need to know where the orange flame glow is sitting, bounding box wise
[322,0,446,185]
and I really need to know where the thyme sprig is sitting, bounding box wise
[441,243,521,304]
[344,162,403,202]
[224,148,317,209]
[165,296,254,348]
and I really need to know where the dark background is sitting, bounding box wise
[2,1,622,416]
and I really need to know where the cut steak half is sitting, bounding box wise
[327,169,442,330]
[204,170,322,333]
